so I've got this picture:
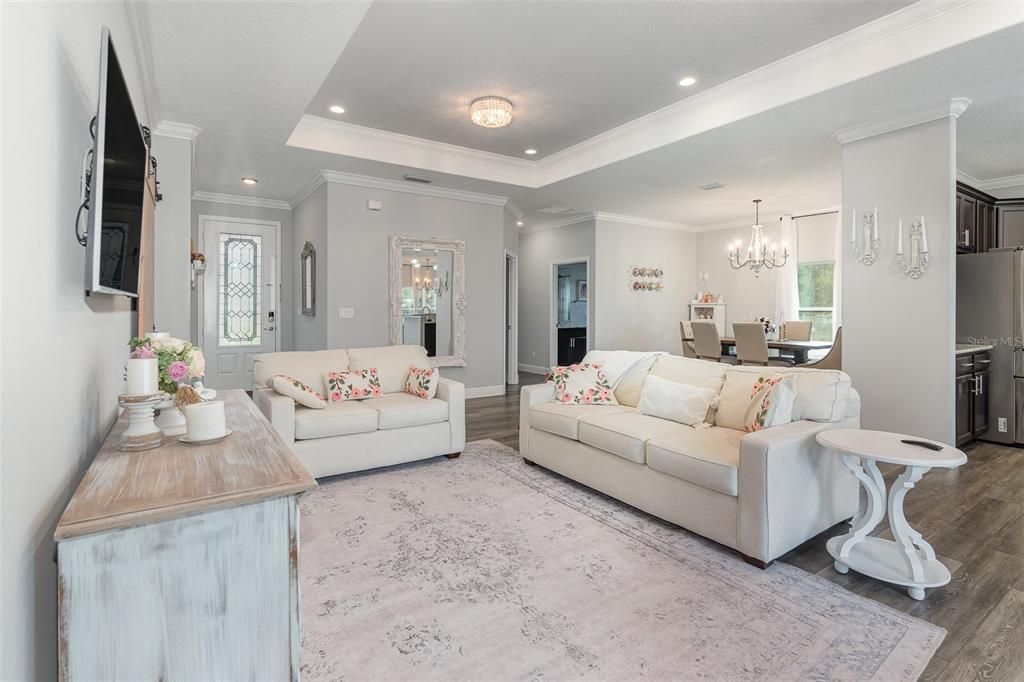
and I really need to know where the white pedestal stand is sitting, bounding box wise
[817,429,966,601]
[154,393,187,436]
[117,394,165,452]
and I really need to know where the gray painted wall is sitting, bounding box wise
[151,134,192,339]
[324,183,507,390]
[594,219,696,354]
[190,200,295,351]
[292,185,328,350]
[518,221,596,370]
[1,4,149,677]
[841,117,957,443]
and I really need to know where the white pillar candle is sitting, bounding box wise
[897,219,904,255]
[125,358,158,396]
[873,207,879,240]
[919,216,928,253]
[850,209,857,244]
[145,332,170,340]
[183,400,227,441]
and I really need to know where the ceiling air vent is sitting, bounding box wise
[699,182,725,191]
[403,174,434,184]
[537,205,578,214]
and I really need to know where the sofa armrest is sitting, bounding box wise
[254,388,295,444]
[518,382,554,456]
[737,417,860,562]
[437,377,465,453]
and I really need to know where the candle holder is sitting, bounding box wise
[850,208,880,266]
[897,219,930,279]
[117,393,165,452]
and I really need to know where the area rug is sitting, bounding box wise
[299,440,944,681]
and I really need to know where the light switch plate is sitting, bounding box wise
[367,199,383,211]
[998,417,1008,432]
[338,307,355,319]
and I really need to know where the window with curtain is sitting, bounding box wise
[797,261,834,341]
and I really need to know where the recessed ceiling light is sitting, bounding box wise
[524,149,537,155]
[516,220,523,226]
[241,177,258,185]
[678,76,697,87]
[329,105,345,114]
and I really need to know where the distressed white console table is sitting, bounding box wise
[55,389,317,681]
[817,429,966,601]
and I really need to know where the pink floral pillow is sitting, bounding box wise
[270,375,326,409]
[549,363,618,405]
[324,368,383,402]
[405,366,439,399]
[743,375,796,432]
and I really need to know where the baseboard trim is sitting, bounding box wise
[518,363,548,376]
[465,385,505,399]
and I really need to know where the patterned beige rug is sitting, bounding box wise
[299,439,943,681]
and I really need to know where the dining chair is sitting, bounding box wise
[679,321,697,358]
[782,320,812,341]
[733,322,793,366]
[691,321,732,363]
[799,326,842,370]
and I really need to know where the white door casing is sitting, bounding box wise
[199,215,281,390]
[505,250,519,385]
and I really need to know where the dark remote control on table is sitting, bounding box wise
[900,439,943,451]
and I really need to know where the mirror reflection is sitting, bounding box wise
[400,248,454,357]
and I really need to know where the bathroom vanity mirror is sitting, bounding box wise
[389,235,466,366]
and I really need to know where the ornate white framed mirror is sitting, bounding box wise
[389,235,466,367]
[300,241,316,316]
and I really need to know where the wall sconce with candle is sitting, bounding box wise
[896,217,930,279]
[850,207,880,265]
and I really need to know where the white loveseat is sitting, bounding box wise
[253,345,465,478]
[519,354,860,566]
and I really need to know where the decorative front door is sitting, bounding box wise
[201,217,279,390]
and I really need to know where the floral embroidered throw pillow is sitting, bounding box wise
[405,366,439,399]
[743,375,796,432]
[324,368,383,402]
[270,375,326,409]
[549,363,619,405]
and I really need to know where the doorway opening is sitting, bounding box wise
[504,250,519,385]
[549,258,590,366]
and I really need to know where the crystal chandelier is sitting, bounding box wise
[470,96,513,128]
[412,257,449,297]
[728,199,788,276]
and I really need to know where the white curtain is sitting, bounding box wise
[775,215,800,326]
[831,210,843,338]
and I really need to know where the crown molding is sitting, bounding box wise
[124,0,160,126]
[154,121,202,141]
[593,211,695,232]
[289,169,509,209]
[832,98,972,145]
[977,174,1024,192]
[192,191,292,211]
[519,213,594,235]
[504,199,524,221]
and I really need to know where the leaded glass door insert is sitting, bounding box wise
[218,233,263,346]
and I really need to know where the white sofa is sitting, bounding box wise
[519,354,860,566]
[253,345,465,478]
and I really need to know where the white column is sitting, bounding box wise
[837,100,968,443]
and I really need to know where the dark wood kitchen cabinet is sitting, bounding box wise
[557,327,587,365]
[955,350,990,446]
[957,182,998,253]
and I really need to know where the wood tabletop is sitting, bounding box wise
[55,389,317,541]
[682,337,833,350]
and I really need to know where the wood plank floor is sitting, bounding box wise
[467,376,1024,681]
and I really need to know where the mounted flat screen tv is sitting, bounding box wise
[85,27,147,297]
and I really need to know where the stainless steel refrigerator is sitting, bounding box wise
[956,247,1024,444]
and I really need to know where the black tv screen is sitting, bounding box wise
[86,27,146,297]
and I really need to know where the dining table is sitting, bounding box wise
[683,336,832,364]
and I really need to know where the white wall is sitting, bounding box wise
[1,4,150,678]
[292,185,327,351]
[594,218,696,354]
[518,220,596,371]
[150,133,192,339]
[190,200,295,351]
[324,183,507,391]
[841,116,957,443]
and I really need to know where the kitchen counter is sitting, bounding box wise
[955,343,994,356]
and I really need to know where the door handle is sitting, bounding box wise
[979,374,984,395]
[971,376,980,395]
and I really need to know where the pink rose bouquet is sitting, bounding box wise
[128,335,206,394]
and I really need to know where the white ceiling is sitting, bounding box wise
[141,1,1024,231]
[305,0,911,159]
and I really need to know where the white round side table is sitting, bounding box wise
[816,429,967,600]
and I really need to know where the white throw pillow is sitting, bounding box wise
[270,375,326,409]
[405,366,439,399]
[742,375,797,432]
[636,374,717,426]
[550,363,619,405]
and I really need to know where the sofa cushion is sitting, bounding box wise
[253,349,350,395]
[649,355,729,393]
[646,427,743,496]
[293,400,378,440]
[361,393,449,430]
[578,411,693,464]
[529,403,632,440]
[348,345,428,395]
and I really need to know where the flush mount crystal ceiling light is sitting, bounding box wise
[241,177,258,185]
[470,96,513,128]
